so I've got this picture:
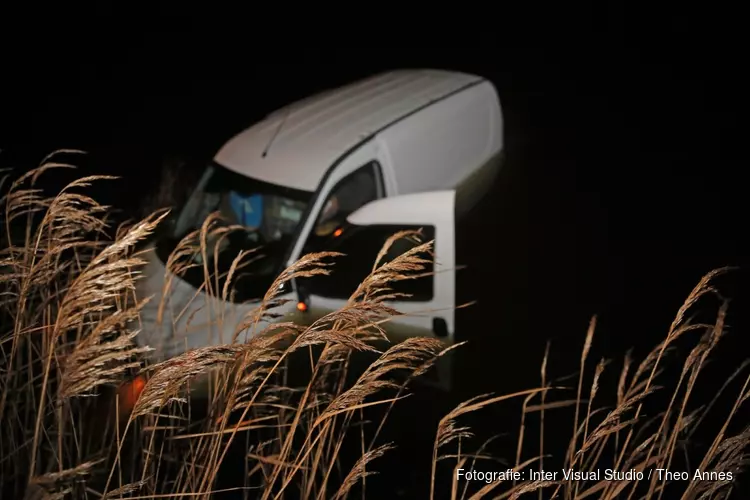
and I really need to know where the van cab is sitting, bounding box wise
[136,69,504,389]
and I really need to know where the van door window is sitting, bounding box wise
[310,161,383,240]
[305,224,435,301]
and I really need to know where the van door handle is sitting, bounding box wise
[432,317,448,338]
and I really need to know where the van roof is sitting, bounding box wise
[213,69,486,191]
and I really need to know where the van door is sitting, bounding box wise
[296,190,456,344]
[279,157,385,310]
[300,160,385,248]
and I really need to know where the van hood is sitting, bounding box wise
[134,249,296,361]
[135,253,202,359]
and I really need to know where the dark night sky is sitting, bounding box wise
[2,6,748,410]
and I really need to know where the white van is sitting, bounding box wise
[136,69,504,389]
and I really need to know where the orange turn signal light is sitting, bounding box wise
[333,227,343,238]
[297,301,308,312]
[118,375,146,414]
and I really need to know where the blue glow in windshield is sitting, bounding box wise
[229,191,263,228]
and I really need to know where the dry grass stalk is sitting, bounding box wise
[1,158,748,500]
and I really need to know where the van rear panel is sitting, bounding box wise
[379,80,503,197]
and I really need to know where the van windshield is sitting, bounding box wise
[155,162,313,302]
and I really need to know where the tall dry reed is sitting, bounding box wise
[0,152,746,499]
